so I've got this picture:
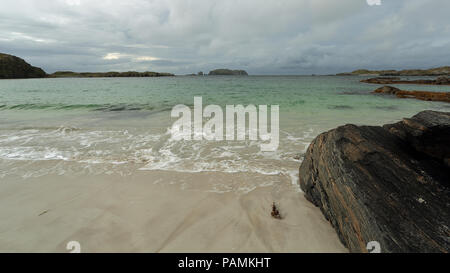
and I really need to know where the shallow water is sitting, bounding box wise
[1,76,449,192]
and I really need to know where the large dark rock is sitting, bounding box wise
[0,53,47,79]
[299,111,450,253]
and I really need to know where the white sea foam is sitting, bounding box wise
[0,125,314,193]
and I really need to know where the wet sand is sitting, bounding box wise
[0,170,347,253]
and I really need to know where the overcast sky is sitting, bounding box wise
[1,0,449,75]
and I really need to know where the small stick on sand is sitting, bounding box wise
[271,202,282,219]
[38,210,49,216]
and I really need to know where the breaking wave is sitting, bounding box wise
[0,125,313,192]
[0,103,172,112]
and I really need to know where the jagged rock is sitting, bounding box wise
[0,53,46,79]
[384,111,450,167]
[299,111,450,253]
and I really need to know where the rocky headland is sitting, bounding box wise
[373,86,450,103]
[361,76,450,85]
[208,69,248,76]
[0,53,47,79]
[299,110,450,253]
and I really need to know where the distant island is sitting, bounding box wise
[48,71,174,78]
[0,53,174,79]
[337,66,450,76]
[208,69,248,76]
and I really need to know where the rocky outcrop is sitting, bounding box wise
[436,76,450,85]
[373,86,401,94]
[362,76,450,85]
[385,111,450,168]
[208,69,248,76]
[0,53,47,79]
[361,77,401,84]
[373,86,450,103]
[299,111,450,253]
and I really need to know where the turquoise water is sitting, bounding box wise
[1,76,449,111]
[0,76,449,191]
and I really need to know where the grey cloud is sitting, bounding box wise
[0,0,448,74]
[135,59,191,67]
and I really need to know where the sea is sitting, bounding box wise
[1,76,449,193]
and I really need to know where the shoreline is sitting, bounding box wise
[0,171,347,253]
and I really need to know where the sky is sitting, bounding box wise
[0,0,449,75]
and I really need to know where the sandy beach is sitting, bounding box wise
[0,170,346,253]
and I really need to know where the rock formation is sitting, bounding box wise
[299,111,450,253]
[362,76,450,85]
[373,86,450,103]
[0,53,47,79]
